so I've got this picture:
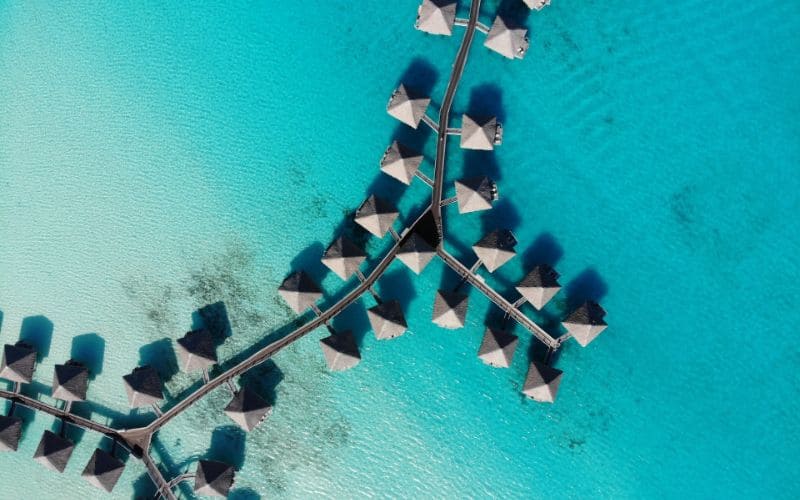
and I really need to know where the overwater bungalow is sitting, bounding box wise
[484,16,530,60]
[51,360,89,402]
[397,233,436,274]
[432,290,469,329]
[472,229,518,272]
[522,361,563,403]
[454,176,498,213]
[175,329,217,373]
[194,460,235,498]
[380,141,424,185]
[33,430,75,473]
[415,0,456,36]
[82,448,125,493]
[477,327,519,368]
[516,265,561,310]
[387,84,431,129]
[0,341,37,384]
[321,236,367,280]
[367,300,408,340]
[460,114,502,150]
[523,0,551,11]
[354,195,399,238]
[224,387,272,432]
[0,414,22,452]
[319,330,361,371]
[122,365,163,409]
[562,301,607,347]
[278,271,323,314]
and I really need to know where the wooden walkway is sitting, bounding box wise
[0,2,561,498]
[431,0,483,237]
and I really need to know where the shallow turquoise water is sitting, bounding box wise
[1,0,799,498]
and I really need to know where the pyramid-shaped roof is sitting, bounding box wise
[523,0,551,10]
[484,16,530,60]
[0,415,22,452]
[516,265,561,310]
[522,361,563,403]
[224,387,272,432]
[454,176,498,213]
[367,300,408,340]
[387,84,431,129]
[354,195,399,238]
[122,365,163,408]
[322,236,367,280]
[319,331,361,371]
[176,329,217,373]
[477,328,519,368]
[278,271,323,314]
[194,460,235,498]
[562,301,607,347]
[33,430,75,473]
[52,361,89,402]
[82,448,125,492]
[397,233,436,274]
[0,341,37,384]
[415,0,457,35]
[472,229,517,272]
[460,115,500,150]
[380,141,424,185]
[432,290,469,329]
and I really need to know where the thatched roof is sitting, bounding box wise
[278,271,323,314]
[472,229,517,272]
[122,365,163,408]
[477,327,518,368]
[387,84,431,129]
[432,290,469,329]
[321,236,366,280]
[319,330,361,371]
[562,301,607,347]
[523,0,551,11]
[224,387,272,432]
[33,430,75,473]
[176,329,217,373]
[0,341,36,384]
[0,415,22,452]
[484,16,530,59]
[460,115,501,150]
[367,300,408,340]
[397,233,436,274]
[354,195,399,238]
[522,361,563,403]
[516,265,561,310]
[82,448,125,493]
[415,0,457,35]
[194,460,235,498]
[454,176,498,213]
[52,361,89,402]
[380,141,424,185]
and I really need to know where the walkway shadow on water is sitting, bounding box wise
[70,333,105,380]
[19,315,53,362]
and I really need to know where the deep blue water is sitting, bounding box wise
[1,0,798,498]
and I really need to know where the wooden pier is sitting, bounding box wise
[0,1,592,497]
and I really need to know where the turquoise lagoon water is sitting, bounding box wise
[1,0,799,498]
